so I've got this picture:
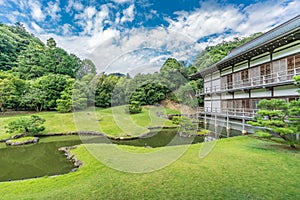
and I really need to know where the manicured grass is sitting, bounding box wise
[0,136,299,199]
[0,106,178,138]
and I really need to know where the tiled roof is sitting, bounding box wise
[190,15,300,79]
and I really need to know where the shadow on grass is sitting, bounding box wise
[247,135,300,153]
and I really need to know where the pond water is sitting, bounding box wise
[0,129,204,182]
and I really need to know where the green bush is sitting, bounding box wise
[128,101,142,114]
[254,130,272,139]
[197,129,210,135]
[6,115,46,136]
[171,116,181,125]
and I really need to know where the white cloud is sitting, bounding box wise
[31,22,44,34]
[111,0,133,4]
[66,0,84,13]
[28,0,45,21]
[75,4,111,35]
[167,1,243,40]
[75,6,97,20]
[23,0,300,75]
[86,6,97,19]
[89,27,200,74]
[47,0,61,21]
[120,4,135,23]
[237,0,300,35]
[61,23,72,35]
[167,0,300,43]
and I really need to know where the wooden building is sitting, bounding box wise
[190,15,300,133]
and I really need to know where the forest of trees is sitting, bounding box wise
[0,22,261,114]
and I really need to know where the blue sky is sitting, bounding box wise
[0,0,299,75]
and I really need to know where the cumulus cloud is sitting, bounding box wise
[75,5,111,35]
[31,22,44,34]
[47,0,61,21]
[120,4,135,23]
[167,0,300,44]
[89,27,200,74]
[61,23,72,35]
[28,0,45,21]
[65,0,84,13]
[111,0,133,4]
[237,0,300,35]
[10,0,300,75]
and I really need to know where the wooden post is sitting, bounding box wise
[204,110,207,125]
[242,117,246,135]
[214,112,217,127]
[226,110,230,131]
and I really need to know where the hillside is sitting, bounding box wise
[193,33,262,71]
[0,23,44,71]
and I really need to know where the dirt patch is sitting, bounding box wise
[161,99,195,115]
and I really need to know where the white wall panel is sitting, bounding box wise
[234,62,248,72]
[274,85,298,96]
[211,94,220,100]
[204,96,211,101]
[211,71,220,79]
[251,89,271,98]
[221,93,233,99]
[234,91,249,99]
[204,74,211,82]
[221,67,232,76]
[273,44,300,60]
[250,55,270,67]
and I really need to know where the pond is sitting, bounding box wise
[0,129,204,182]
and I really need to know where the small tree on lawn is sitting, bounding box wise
[6,115,46,136]
[176,116,197,135]
[248,99,298,148]
[128,101,142,114]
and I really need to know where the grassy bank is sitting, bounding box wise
[0,136,299,199]
[0,106,180,138]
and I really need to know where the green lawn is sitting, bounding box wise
[0,136,299,199]
[0,106,179,138]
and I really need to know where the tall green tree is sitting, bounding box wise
[95,74,119,107]
[34,74,70,110]
[15,43,47,79]
[0,71,25,112]
[20,85,47,112]
[160,58,188,91]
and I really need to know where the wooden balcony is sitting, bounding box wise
[196,67,300,96]
[197,107,258,120]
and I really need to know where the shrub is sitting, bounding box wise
[128,101,142,114]
[197,129,210,135]
[6,115,46,136]
[171,116,181,125]
[254,130,272,139]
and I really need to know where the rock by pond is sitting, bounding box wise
[6,137,39,146]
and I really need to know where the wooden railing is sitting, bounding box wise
[197,107,259,118]
[196,67,300,96]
